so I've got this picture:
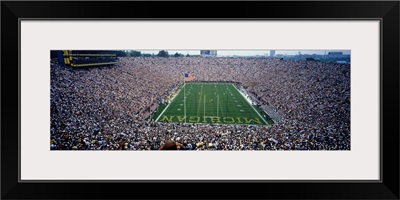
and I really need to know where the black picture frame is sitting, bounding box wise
[1,1,399,199]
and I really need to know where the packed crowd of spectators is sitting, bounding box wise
[50,57,350,150]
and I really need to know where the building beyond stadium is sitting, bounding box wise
[200,50,217,57]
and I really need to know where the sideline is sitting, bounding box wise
[155,83,184,122]
[230,84,269,125]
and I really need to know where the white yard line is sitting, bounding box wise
[197,83,204,116]
[218,84,225,117]
[231,84,269,125]
[155,83,184,122]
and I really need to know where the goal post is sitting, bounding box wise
[203,94,205,119]
[217,95,219,119]
[202,92,221,124]
[184,83,187,123]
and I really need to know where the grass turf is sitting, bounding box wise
[153,83,272,125]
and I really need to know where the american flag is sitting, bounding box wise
[184,73,195,82]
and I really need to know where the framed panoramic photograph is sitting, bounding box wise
[1,1,399,200]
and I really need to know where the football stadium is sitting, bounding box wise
[50,50,351,151]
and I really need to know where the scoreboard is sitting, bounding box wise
[200,50,217,57]
[57,50,118,67]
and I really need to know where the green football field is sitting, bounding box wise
[153,83,272,125]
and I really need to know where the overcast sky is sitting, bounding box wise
[136,50,350,56]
